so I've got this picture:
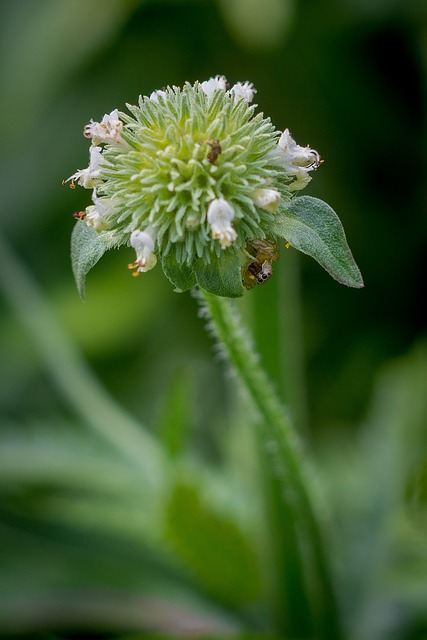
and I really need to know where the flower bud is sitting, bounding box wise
[128,228,158,276]
[251,188,281,213]
[207,199,237,248]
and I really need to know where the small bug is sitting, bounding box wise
[241,238,279,290]
[206,139,222,164]
[306,150,322,170]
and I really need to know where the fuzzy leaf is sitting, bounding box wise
[71,222,116,300]
[165,482,261,606]
[270,196,364,288]
[161,251,197,292]
[195,251,244,298]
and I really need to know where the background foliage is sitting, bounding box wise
[0,0,426,638]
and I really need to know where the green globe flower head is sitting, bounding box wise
[66,76,363,298]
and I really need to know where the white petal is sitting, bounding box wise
[149,89,167,102]
[251,188,281,212]
[64,145,104,189]
[207,199,237,248]
[230,81,256,102]
[200,75,227,98]
[207,198,234,225]
[130,229,155,253]
[277,129,321,172]
[211,225,237,248]
[84,205,106,231]
[129,228,158,273]
[84,189,114,230]
[84,111,125,146]
[289,171,312,192]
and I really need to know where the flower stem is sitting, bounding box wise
[197,289,343,640]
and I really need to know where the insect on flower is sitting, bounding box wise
[242,239,279,290]
[206,139,222,164]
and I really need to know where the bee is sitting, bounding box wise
[241,239,279,290]
[206,139,222,164]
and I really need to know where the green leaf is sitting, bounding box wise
[156,368,193,457]
[195,251,244,298]
[71,222,118,300]
[269,196,364,288]
[161,251,196,292]
[165,482,261,606]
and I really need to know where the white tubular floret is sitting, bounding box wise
[230,81,256,103]
[65,145,104,189]
[277,129,321,169]
[201,75,228,98]
[128,228,158,275]
[84,110,126,147]
[207,198,237,248]
[84,189,113,231]
[149,89,167,102]
[251,188,281,213]
[289,171,313,192]
[273,129,321,191]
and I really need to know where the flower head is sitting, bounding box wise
[66,76,323,297]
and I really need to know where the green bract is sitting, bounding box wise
[66,76,363,298]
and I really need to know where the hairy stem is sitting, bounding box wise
[197,289,343,640]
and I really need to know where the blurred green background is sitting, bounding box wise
[0,0,427,639]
